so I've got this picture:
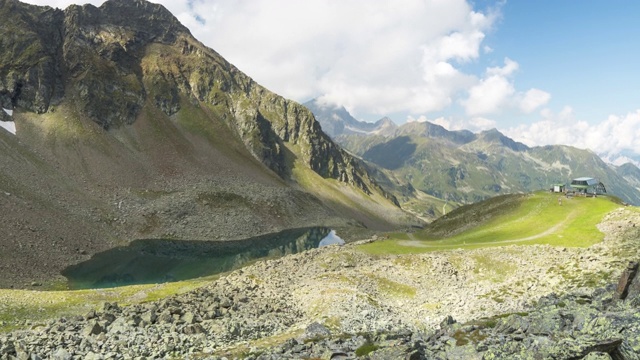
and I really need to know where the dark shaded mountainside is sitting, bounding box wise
[306,104,640,219]
[0,0,412,288]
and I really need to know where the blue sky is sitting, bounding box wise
[15,0,640,164]
[482,1,640,125]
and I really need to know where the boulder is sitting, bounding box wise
[302,322,332,341]
[183,324,206,335]
[615,261,638,300]
[82,320,105,336]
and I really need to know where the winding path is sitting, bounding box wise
[399,208,579,249]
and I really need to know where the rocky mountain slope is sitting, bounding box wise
[332,117,640,214]
[616,162,640,192]
[1,197,639,359]
[0,0,413,288]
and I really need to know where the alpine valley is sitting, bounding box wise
[2,1,640,360]
[305,98,640,221]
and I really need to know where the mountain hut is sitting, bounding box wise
[570,177,607,195]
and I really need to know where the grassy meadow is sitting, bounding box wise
[0,277,214,333]
[360,191,622,255]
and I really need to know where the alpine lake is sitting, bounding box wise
[62,228,344,289]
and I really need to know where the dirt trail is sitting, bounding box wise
[399,209,578,248]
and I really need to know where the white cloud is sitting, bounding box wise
[25,0,502,117]
[462,71,514,116]
[462,58,550,116]
[431,117,458,130]
[504,108,640,165]
[21,0,555,123]
[20,0,103,8]
[406,115,429,123]
[487,57,519,76]
[519,88,552,114]
[470,116,497,130]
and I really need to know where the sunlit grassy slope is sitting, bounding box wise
[0,277,214,333]
[360,191,622,255]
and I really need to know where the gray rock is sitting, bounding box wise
[51,348,72,360]
[368,347,408,360]
[82,320,105,336]
[302,322,331,340]
[140,310,157,325]
[183,324,206,335]
[439,315,456,330]
[14,340,30,360]
[157,310,173,324]
[108,317,130,334]
[615,261,638,299]
[84,352,104,360]
[181,312,196,324]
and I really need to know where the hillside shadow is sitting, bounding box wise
[362,136,416,170]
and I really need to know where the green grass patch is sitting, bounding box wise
[355,342,380,357]
[359,192,621,255]
[364,273,416,298]
[453,328,488,346]
[0,277,212,333]
[470,254,516,282]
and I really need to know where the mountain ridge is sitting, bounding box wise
[308,105,640,215]
[0,0,412,288]
[303,98,398,137]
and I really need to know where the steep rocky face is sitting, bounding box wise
[60,0,189,128]
[0,0,390,197]
[616,162,640,192]
[0,0,65,115]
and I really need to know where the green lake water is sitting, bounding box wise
[63,227,343,289]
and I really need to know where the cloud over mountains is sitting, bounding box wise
[19,0,640,165]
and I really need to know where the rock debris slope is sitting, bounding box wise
[1,206,639,359]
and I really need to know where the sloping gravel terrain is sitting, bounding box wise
[1,207,639,359]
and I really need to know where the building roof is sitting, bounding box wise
[571,177,599,188]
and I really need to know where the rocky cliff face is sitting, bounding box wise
[0,0,390,197]
[0,0,64,116]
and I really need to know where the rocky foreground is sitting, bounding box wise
[1,207,640,359]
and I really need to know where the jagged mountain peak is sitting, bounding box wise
[304,98,398,137]
[396,120,475,145]
[475,128,529,152]
[375,116,394,125]
[95,0,190,39]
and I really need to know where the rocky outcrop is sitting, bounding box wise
[0,0,65,114]
[252,282,640,359]
[615,261,639,300]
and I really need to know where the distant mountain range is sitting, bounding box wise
[305,103,640,219]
